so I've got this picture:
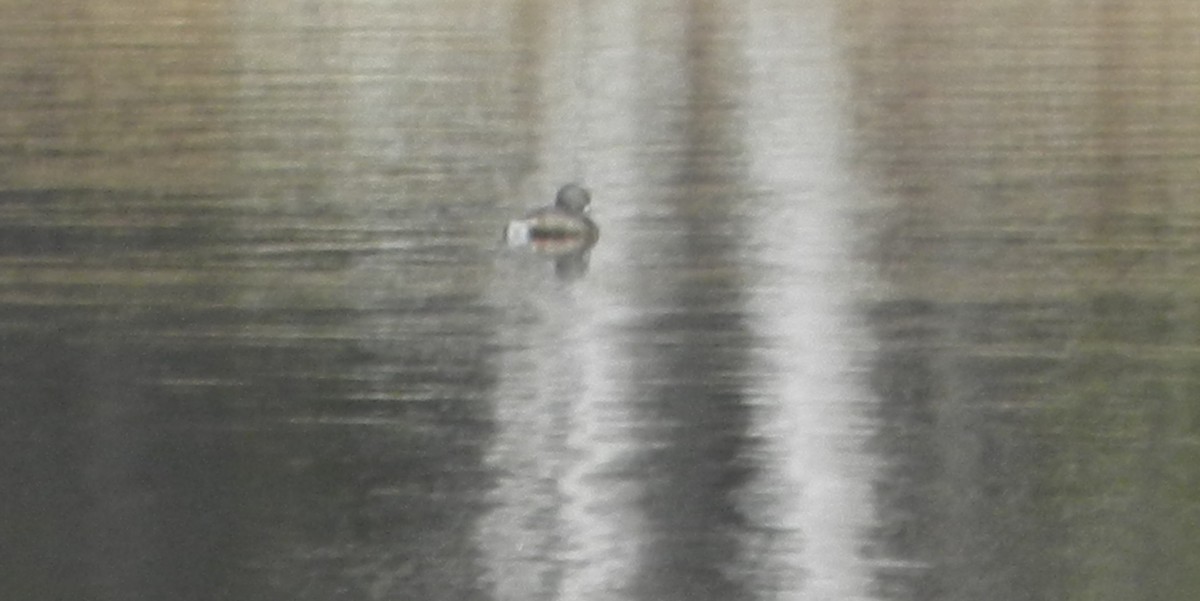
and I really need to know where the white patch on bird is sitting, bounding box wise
[504,220,532,246]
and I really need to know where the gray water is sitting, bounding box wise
[2,1,1199,600]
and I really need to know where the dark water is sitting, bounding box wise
[2,1,1199,600]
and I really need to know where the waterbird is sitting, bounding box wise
[503,184,599,253]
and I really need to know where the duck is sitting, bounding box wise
[503,184,599,253]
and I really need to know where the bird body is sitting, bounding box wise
[504,184,599,252]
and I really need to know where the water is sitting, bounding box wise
[2,1,1199,600]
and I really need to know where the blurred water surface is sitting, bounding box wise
[2,1,1199,600]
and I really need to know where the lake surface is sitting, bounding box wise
[2,1,1199,600]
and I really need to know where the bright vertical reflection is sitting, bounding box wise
[742,2,882,600]
[479,2,647,600]
[559,2,648,597]
[480,283,643,601]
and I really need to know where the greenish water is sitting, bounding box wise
[1,1,1198,600]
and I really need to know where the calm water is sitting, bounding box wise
[2,1,1199,600]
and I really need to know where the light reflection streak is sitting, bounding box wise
[742,2,883,599]
[480,2,647,600]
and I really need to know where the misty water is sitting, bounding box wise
[2,1,1199,600]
